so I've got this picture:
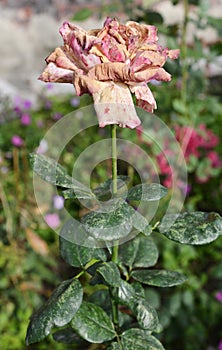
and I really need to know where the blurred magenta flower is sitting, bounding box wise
[44,213,61,229]
[14,96,32,115]
[11,135,23,147]
[175,123,221,183]
[175,124,220,160]
[21,113,31,126]
[207,151,222,168]
[39,17,179,128]
[219,340,222,350]
[53,195,65,210]
[215,291,222,303]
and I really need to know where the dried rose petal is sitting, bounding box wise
[39,17,179,128]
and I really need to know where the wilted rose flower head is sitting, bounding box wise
[39,17,179,128]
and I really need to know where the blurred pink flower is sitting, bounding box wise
[44,213,61,229]
[219,340,222,350]
[175,124,220,161]
[215,291,222,303]
[21,113,31,126]
[39,17,179,128]
[198,124,219,149]
[11,135,23,147]
[207,151,222,168]
[156,151,173,187]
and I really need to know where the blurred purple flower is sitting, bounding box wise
[23,99,32,110]
[36,120,44,128]
[46,83,54,90]
[21,113,31,126]
[52,112,63,120]
[215,291,222,303]
[14,96,22,115]
[5,152,12,159]
[44,213,61,229]
[218,340,222,350]
[45,100,52,110]
[70,97,80,107]
[180,182,191,196]
[1,166,9,174]
[53,195,65,210]
[11,135,23,147]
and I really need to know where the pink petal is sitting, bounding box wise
[168,49,180,59]
[130,50,166,73]
[96,18,128,62]
[38,62,73,83]
[59,21,101,69]
[130,83,157,113]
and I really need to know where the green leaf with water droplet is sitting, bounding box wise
[159,212,222,245]
[132,270,187,287]
[71,302,116,343]
[95,261,122,287]
[81,202,132,241]
[114,280,159,331]
[127,183,168,201]
[119,235,158,269]
[26,279,83,345]
[121,328,165,349]
[30,153,94,198]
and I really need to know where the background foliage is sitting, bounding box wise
[0,0,222,349]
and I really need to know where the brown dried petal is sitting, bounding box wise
[88,62,130,82]
[133,67,172,82]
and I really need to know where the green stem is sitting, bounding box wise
[111,124,118,262]
[180,0,189,120]
[111,124,118,194]
[75,259,100,280]
[110,124,119,327]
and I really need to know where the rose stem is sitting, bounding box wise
[110,124,119,327]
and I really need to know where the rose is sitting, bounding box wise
[39,17,179,128]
